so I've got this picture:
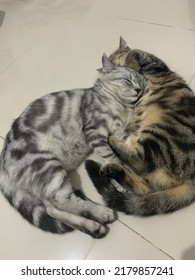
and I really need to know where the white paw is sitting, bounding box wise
[104,207,117,223]
[89,221,107,239]
[92,205,117,224]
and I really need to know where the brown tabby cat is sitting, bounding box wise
[86,37,195,216]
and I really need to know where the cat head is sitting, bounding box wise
[109,37,141,72]
[97,54,145,104]
[109,37,170,76]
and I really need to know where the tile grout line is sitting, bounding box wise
[0,35,45,76]
[0,48,30,76]
[118,219,175,260]
[107,15,195,32]
[84,240,97,260]
[189,73,195,85]
[0,17,66,77]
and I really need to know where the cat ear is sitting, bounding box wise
[102,54,115,72]
[119,36,131,50]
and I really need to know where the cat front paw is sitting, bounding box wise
[113,129,128,141]
[108,135,120,148]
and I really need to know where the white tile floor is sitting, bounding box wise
[0,0,195,260]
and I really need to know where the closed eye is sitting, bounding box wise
[123,78,133,85]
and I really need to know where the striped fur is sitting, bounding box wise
[86,38,195,216]
[0,54,144,237]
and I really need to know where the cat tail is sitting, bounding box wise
[1,187,73,234]
[85,160,195,215]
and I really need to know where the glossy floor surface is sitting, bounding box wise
[0,0,195,260]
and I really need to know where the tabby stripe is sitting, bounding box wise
[86,134,107,142]
[142,129,176,170]
[24,98,46,128]
[31,157,59,172]
[12,121,35,142]
[48,173,70,199]
[173,139,195,152]
[166,83,192,91]
[102,152,116,159]
[92,141,108,148]
[16,166,29,181]
[34,165,64,188]
[150,87,166,96]
[37,95,65,133]
[11,142,37,160]
[154,124,182,138]
[142,140,156,172]
[32,204,71,234]
[170,114,195,134]
[84,120,109,132]
[17,203,34,222]
[11,148,28,160]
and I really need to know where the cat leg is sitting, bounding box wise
[89,132,128,192]
[101,163,150,195]
[107,134,179,192]
[51,185,117,225]
[42,168,117,238]
[93,140,121,164]
[99,134,149,194]
[85,129,122,164]
[46,206,109,239]
[88,131,130,192]
[108,135,147,174]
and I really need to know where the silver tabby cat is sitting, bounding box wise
[0,54,144,238]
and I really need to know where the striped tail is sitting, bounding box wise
[85,160,195,215]
[1,188,73,234]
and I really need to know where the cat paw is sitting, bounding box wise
[104,207,117,224]
[108,135,120,147]
[93,206,117,224]
[100,163,125,179]
[89,223,108,239]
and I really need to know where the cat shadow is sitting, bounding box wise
[182,244,195,260]
[0,11,5,28]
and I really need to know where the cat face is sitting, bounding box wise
[99,54,145,104]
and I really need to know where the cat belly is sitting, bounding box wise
[39,129,91,171]
[60,141,91,171]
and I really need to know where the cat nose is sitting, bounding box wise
[135,86,141,93]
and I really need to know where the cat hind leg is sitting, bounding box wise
[44,168,117,238]
[46,206,109,238]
